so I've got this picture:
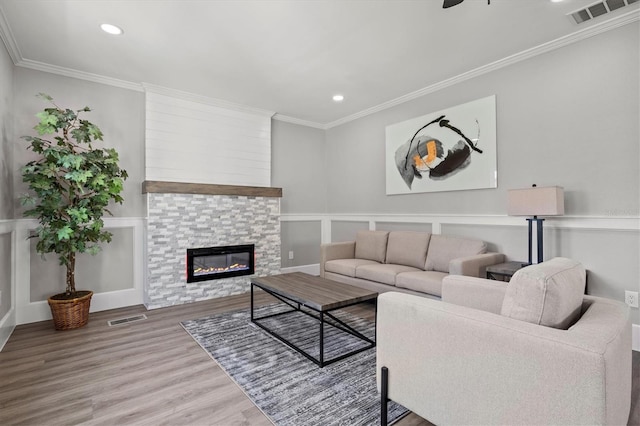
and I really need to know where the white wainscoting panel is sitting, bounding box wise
[0,220,16,351]
[280,213,640,351]
[13,218,145,325]
[145,88,273,187]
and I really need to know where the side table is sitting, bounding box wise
[485,261,527,282]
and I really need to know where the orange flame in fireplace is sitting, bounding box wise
[194,263,249,276]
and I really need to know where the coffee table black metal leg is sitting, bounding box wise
[250,283,254,321]
[319,311,324,367]
[374,297,378,344]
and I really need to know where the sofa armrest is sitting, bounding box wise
[441,275,507,314]
[320,241,355,277]
[376,292,631,425]
[449,252,505,277]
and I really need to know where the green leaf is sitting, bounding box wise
[87,123,103,140]
[65,170,93,183]
[91,173,106,188]
[67,207,89,222]
[34,111,58,135]
[20,194,36,206]
[61,154,84,169]
[57,226,73,241]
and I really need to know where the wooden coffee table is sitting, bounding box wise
[250,272,378,368]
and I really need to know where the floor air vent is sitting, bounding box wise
[108,314,147,326]
[570,0,638,24]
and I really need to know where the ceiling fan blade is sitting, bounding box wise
[443,0,465,8]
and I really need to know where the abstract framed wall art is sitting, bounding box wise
[385,95,497,195]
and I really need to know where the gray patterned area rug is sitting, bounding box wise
[181,304,408,426]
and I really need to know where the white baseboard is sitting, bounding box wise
[15,288,144,325]
[280,264,320,276]
[633,324,639,352]
[0,308,16,352]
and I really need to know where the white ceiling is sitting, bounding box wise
[0,0,638,127]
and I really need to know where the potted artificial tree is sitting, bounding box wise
[20,94,128,330]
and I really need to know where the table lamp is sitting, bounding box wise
[507,185,564,265]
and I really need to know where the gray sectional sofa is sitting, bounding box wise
[320,230,504,298]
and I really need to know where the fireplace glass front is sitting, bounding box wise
[186,244,255,283]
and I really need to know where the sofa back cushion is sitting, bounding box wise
[355,230,389,263]
[501,257,586,329]
[385,231,431,269]
[425,235,487,273]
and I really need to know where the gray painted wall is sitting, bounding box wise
[271,120,326,268]
[271,120,327,214]
[281,220,321,268]
[11,68,145,301]
[12,68,145,218]
[318,23,639,324]
[29,227,134,302]
[377,222,432,233]
[324,24,639,216]
[0,41,13,322]
[0,38,13,220]
[331,221,369,242]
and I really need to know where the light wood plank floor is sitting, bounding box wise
[0,293,638,425]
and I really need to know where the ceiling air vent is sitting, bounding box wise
[570,0,637,24]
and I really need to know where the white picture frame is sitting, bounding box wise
[385,95,497,195]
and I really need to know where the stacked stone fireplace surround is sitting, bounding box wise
[144,183,281,309]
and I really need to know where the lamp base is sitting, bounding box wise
[526,217,545,265]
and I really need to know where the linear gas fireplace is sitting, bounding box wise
[186,244,255,283]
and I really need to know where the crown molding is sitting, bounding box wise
[324,8,640,129]
[142,83,275,118]
[1,4,636,129]
[272,113,325,129]
[0,6,20,64]
[16,58,144,92]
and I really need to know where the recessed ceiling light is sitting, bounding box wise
[332,94,344,102]
[100,23,124,35]
[550,0,564,3]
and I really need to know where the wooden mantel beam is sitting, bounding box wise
[142,181,283,198]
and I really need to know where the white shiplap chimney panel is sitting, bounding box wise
[145,167,270,187]
[145,90,272,187]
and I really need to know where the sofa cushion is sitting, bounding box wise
[356,264,420,286]
[355,230,389,263]
[425,235,487,273]
[500,257,586,329]
[324,259,381,278]
[385,231,431,269]
[396,270,448,296]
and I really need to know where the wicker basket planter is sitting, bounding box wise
[47,291,93,330]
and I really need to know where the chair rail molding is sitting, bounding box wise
[280,213,640,243]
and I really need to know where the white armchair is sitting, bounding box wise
[377,258,632,425]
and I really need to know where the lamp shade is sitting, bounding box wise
[507,186,565,216]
